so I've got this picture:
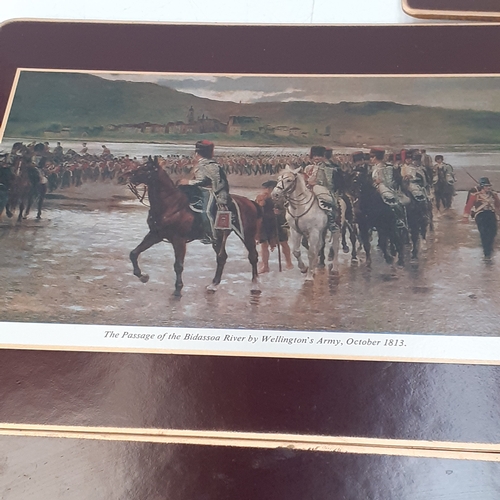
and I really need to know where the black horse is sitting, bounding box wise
[402,186,430,261]
[349,166,405,267]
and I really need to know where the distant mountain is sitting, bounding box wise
[5,71,500,146]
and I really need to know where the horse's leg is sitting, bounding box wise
[5,201,13,218]
[129,230,163,283]
[305,229,323,281]
[17,201,25,222]
[37,185,47,219]
[242,232,261,293]
[207,231,229,292]
[328,230,341,274]
[348,223,358,262]
[25,195,33,219]
[410,224,419,261]
[341,222,349,253]
[359,222,372,267]
[318,229,326,268]
[171,236,186,297]
[290,228,307,274]
[378,228,393,264]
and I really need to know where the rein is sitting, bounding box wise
[128,182,150,207]
[276,173,317,230]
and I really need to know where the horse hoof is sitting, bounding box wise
[342,246,349,253]
[139,274,150,283]
[305,275,314,282]
[206,283,219,292]
[300,266,308,274]
[251,287,262,295]
[351,257,359,264]
[173,289,182,297]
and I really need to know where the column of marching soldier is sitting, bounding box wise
[1,140,499,260]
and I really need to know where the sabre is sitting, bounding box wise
[465,170,479,185]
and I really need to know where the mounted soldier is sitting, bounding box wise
[303,145,339,231]
[324,147,344,195]
[401,152,428,202]
[178,140,232,244]
[370,147,407,228]
[433,155,455,191]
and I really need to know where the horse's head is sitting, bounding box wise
[125,156,159,186]
[349,165,371,198]
[271,165,302,202]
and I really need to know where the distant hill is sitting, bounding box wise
[5,71,500,146]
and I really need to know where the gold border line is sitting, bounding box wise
[6,68,500,143]
[0,423,499,461]
[402,0,500,20]
[1,342,500,367]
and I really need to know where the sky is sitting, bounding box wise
[95,72,500,112]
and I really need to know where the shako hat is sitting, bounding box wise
[479,177,492,187]
[310,145,326,158]
[370,147,385,160]
[325,147,333,159]
[352,151,364,163]
[195,140,215,159]
[262,180,277,189]
[412,153,422,162]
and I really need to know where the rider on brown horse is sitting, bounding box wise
[178,140,233,244]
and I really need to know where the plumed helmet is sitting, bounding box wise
[479,177,492,187]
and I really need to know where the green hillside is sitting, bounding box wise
[5,71,500,146]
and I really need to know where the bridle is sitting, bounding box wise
[127,165,154,207]
[275,171,316,223]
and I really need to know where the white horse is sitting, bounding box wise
[272,165,342,280]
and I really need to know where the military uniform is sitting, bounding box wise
[372,160,400,204]
[463,178,500,258]
[304,151,338,229]
[401,160,428,202]
[371,148,407,228]
[433,161,455,186]
[188,156,230,206]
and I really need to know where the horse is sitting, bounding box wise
[4,157,46,221]
[125,156,261,296]
[402,183,430,261]
[349,165,405,267]
[271,165,340,280]
[434,167,455,211]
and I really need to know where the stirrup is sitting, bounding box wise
[396,219,407,229]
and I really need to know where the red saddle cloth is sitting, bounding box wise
[214,210,231,230]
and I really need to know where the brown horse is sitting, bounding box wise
[5,157,46,222]
[127,156,262,296]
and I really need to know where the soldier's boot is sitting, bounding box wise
[327,210,340,232]
[200,213,215,245]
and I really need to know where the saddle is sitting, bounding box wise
[178,185,244,240]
